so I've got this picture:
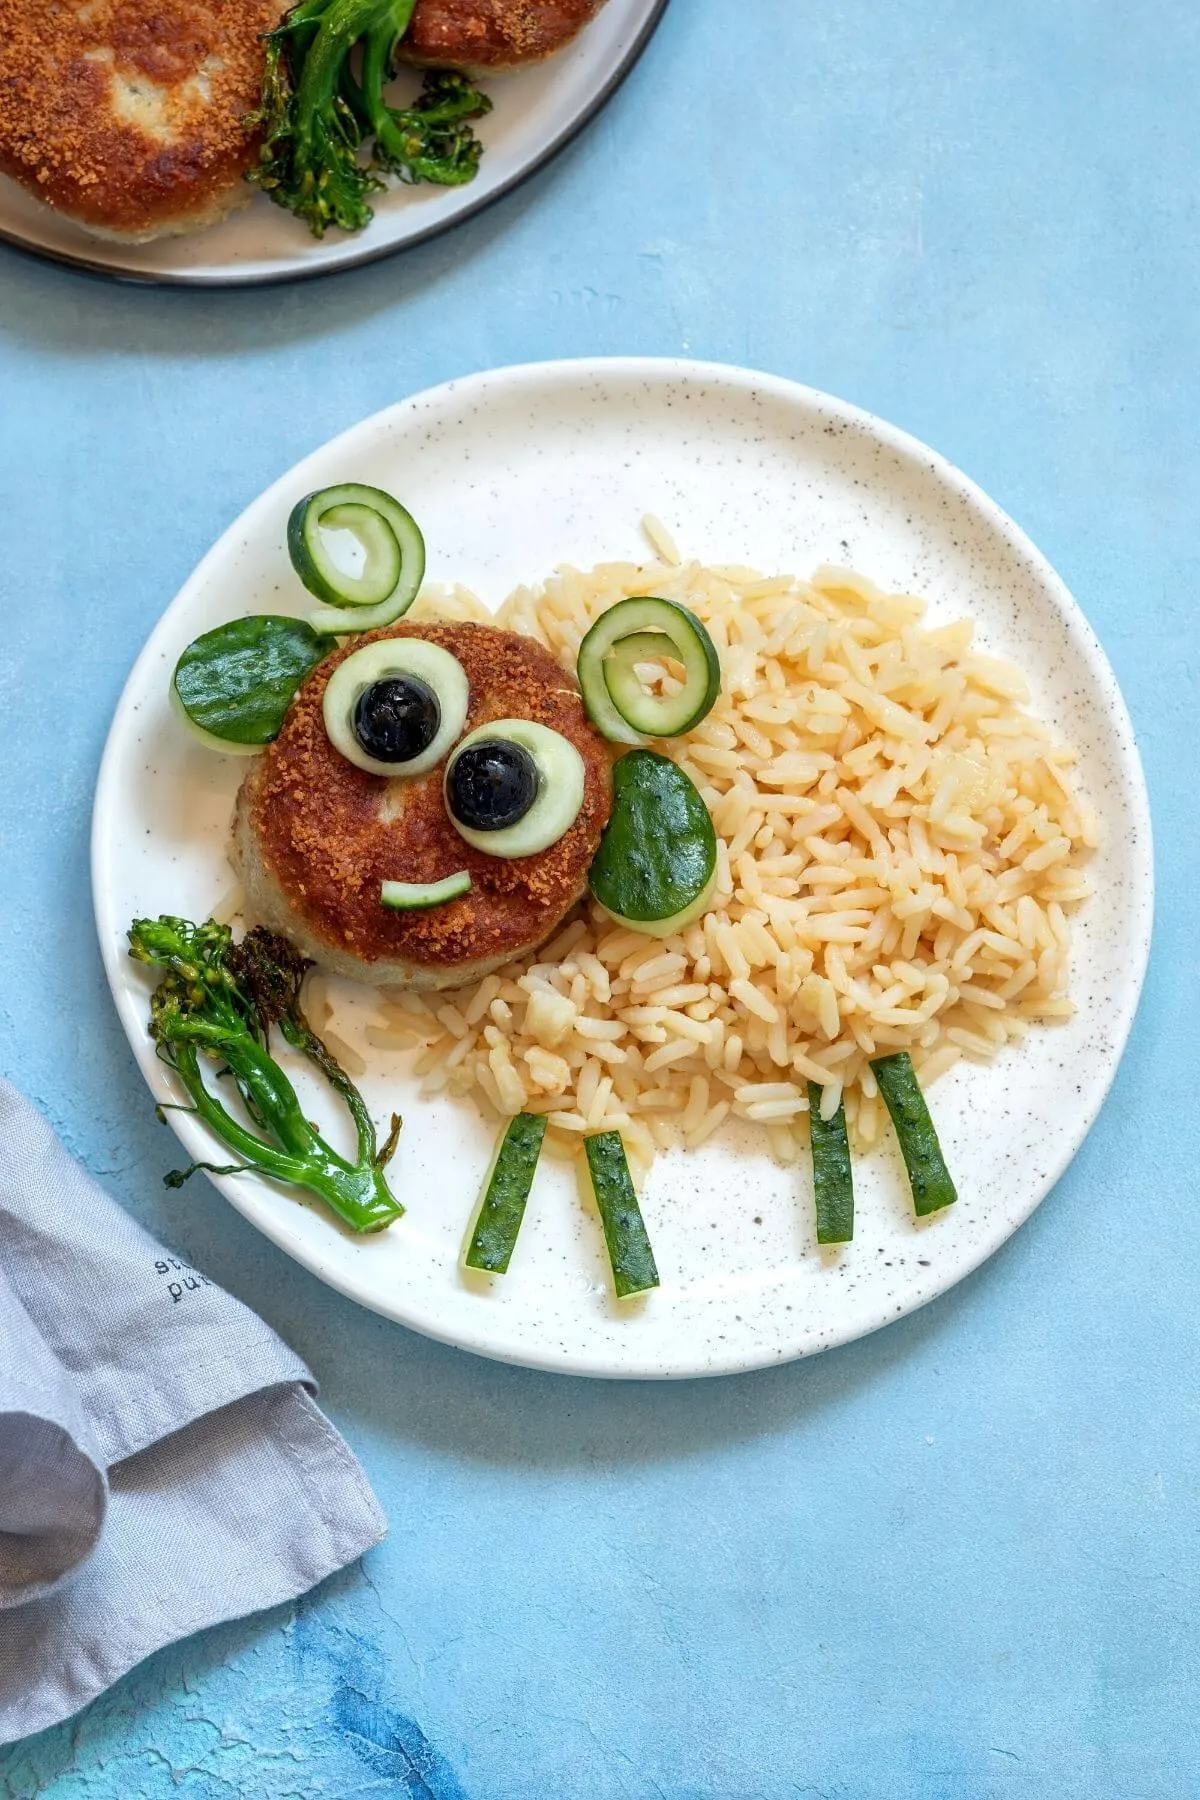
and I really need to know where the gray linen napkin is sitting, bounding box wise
[0,1078,386,1745]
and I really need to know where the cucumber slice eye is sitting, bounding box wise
[322,639,469,777]
[288,483,426,636]
[577,597,722,742]
[445,719,586,858]
[588,749,718,935]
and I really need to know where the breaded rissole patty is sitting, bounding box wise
[0,0,284,239]
[233,621,613,991]
[401,0,606,72]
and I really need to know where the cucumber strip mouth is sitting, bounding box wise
[380,871,472,910]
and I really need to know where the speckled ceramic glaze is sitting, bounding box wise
[0,0,666,287]
[92,360,1153,1377]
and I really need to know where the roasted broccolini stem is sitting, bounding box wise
[249,0,392,236]
[248,0,490,236]
[129,916,402,1233]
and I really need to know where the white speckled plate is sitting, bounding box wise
[0,0,666,287]
[92,359,1153,1377]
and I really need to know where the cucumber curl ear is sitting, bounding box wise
[172,616,330,752]
[175,483,427,753]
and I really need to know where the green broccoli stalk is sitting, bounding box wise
[247,0,491,237]
[128,916,402,1233]
[359,32,491,186]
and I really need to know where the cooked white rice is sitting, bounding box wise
[370,537,1097,1180]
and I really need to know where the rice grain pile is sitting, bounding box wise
[366,534,1097,1179]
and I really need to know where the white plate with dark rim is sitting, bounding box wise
[0,0,667,288]
[92,358,1153,1377]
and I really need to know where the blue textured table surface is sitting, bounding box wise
[1,2,1196,1794]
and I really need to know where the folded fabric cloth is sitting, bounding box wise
[0,1079,387,1746]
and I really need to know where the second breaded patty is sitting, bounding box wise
[0,0,284,240]
[233,621,613,990]
[401,0,606,72]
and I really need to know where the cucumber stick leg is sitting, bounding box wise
[871,1052,957,1216]
[806,1083,854,1244]
[465,1112,547,1274]
[584,1131,660,1298]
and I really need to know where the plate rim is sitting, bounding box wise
[91,356,1156,1377]
[0,0,670,290]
